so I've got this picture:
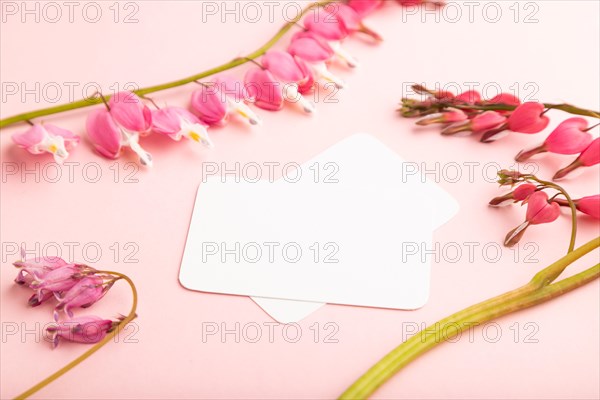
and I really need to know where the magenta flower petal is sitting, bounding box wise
[579,138,600,166]
[54,276,107,319]
[304,8,348,41]
[262,50,307,84]
[347,0,383,17]
[109,91,152,133]
[86,109,122,159]
[576,195,600,219]
[544,118,593,154]
[526,191,560,225]
[12,124,45,149]
[152,107,212,146]
[12,123,78,163]
[214,74,251,103]
[191,86,228,126]
[288,33,334,63]
[47,316,116,347]
[244,68,284,111]
[507,102,549,134]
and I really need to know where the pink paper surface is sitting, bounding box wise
[1,1,599,399]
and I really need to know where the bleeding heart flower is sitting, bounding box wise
[575,195,600,219]
[288,32,345,89]
[397,0,445,5]
[489,182,537,207]
[333,3,382,41]
[108,91,152,133]
[304,7,359,67]
[455,90,481,104]
[553,138,599,180]
[442,111,506,136]
[14,251,68,286]
[416,108,468,126]
[261,50,316,113]
[504,191,560,247]
[54,275,114,320]
[191,75,261,126]
[12,123,79,164]
[515,118,593,162]
[244,68,285,111]
[87,108,153,167]
[507,102,550,133]
[30,264,93,303]
[152,107,213,147]
[47,315,120,348]
[347,0,383,17]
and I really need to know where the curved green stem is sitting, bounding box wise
[0,1,333,129]
[14,270,138,400]
[439,103,600,119]
[339,237,600,399]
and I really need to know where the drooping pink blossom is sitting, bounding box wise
[489,183,537,207]
[455,90,481,104]
[304,7,359,67]
[54,275,113,320]
[415,108,468,126]
[504,191,560,247]
[442,111,506,136]
[575,195,600,219]
[108,91,152,134]
[30,264,91,303]
[507,102,550,134]
[332,3,382,41]
[516,118,593,162]
[47,316,119,348]
[288,32,345,89]
[261,50,316,113]
[14,252,67,286]
[190,75,261,126]
[152,107,213,147]
[12,123,79,164]
[244,68,285,111]
[87,108,153,167]
[553,137,599,180]
[347,0,383,17]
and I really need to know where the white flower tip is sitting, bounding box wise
[139,152,153,167]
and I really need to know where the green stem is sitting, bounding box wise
[439,103,600,119]
[13,270,138,400]
[339,237,600,399]
[0,1,334,129]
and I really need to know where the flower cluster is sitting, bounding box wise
[400,85,599,180]
[13,250,123,348]
[490,171,599,247]
[11,0,428,167]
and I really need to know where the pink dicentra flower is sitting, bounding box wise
[288,32,345,89]
[455,90,481,104]
[29,264,92,303]
[261,50,316,113]
[347,0,383,17]
[515,118,593,162]
[333,3,382,41]
[244,68,285,111]
[12,123,79,164]
[86,92,153,166]
[504,191,560,247]
[507,102,550,134]
[151,107,213,147]
[553,137,599,180]
[190,75,261,126]
[14,252,67,286]
[489,182,537,207]
[442,111,506,136]
[304,7,359,68]
[575,195,600,219]
[54,275,113,320]
[47,316,119,348]
[415,108,468,126]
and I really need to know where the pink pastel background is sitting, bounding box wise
[1,1,599,398]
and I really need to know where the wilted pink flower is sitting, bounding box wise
[261,50,316,113]
[489,182,537,207]
[485,93,521,106]
[151,107,213,147]
[442,111,506,136]
[14,252,67,286]
[304,7,358,67]
[87,109,153,167]
[516,118,593,162]
[12,123,79,163]
[47,316,119,348]
[507,102,550,133]
[347,0,383,17]
[288,32,345,88]
[190,75,261,126]
[504,191,560,247]
[244,68,285,111]
[416,108,468,126]
[30,264,92,304]
[553,138,599,180]
[54,276,113,320]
